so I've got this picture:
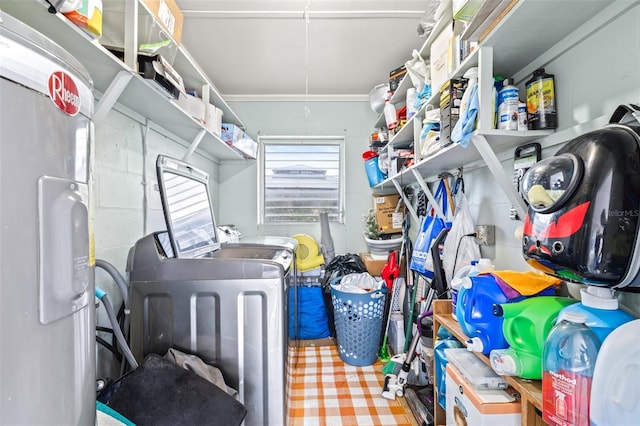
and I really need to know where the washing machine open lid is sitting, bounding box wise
[156,155,221,259]
[156,155,293,269]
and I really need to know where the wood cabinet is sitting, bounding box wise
[432,299,545,426]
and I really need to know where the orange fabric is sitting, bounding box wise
[481,270,561,296]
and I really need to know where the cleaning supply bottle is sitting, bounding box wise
[450,258,494,320]
[558,286,635,344]
[497,78,519,130]
[590,319,640,426]
[542,312,601,426]
[383,90,398,131]
[526,68,557,130]
[490,296,577,380]
[454,274,511,355]
[492,75,504,128]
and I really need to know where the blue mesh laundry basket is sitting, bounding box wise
[330,277,387,366]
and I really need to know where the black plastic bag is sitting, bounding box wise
[321,253,368,336]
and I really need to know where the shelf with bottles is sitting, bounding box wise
[2,0,247,161]
[370,0,627,218]
[432,300,543,426]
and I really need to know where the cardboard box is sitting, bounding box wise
[372,194,405,234]
[388,64,407,94]
[359,253,388,277]
[430,20,454,95]
[439,78,467,146]
[142,0,184,43]
[220,123,258,159]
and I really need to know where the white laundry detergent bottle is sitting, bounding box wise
[589,319,640,426]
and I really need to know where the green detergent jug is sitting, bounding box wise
[489,296,577,380]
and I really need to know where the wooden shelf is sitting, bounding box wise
[432,300,544,426]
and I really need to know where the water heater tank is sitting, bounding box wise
[0,11,95,425]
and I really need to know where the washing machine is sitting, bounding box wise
[127,155,294,426]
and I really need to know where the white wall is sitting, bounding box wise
[218,101,378,255]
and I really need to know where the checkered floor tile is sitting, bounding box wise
[287,345,413,426]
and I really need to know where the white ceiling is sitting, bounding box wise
[174,0,436,100]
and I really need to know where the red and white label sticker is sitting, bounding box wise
[47,71,80,116]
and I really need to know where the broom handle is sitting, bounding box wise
[443,178,455,216]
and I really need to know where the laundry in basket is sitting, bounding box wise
[330,275,387,366]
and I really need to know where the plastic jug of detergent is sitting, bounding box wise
[450,258,494,320]
[490,296,577,380]
[455,271,556,355]
[558,286,635,344]
[542,312,601,426]
[590,319,640,426]
[455,274,513,355]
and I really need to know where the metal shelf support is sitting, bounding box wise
[411,168,446,219]
[472,134,527,219]
[391,178,419,226]
[94,71,134,123]
[182,129,207,161]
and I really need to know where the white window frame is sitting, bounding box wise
[258,135,346,225]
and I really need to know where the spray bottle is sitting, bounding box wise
[383,90,398,131]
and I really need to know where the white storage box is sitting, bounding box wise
[205,103,223,135]
[176,92,205,124]
[446,363,521,426]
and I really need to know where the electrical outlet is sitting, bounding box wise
[474,225,495,246]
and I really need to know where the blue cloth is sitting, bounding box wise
[289,285,331,339]
[451,84,479,148]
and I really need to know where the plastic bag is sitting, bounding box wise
[420,111,441,158]
[334,272,382,293]
[321,253,368,291]
[405,49,429,92]
[409,180,452,278]
[321,253,368,336]
[442,194,481,288]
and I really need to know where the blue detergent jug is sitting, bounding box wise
[558,286,636,344]
[455,274,555,355]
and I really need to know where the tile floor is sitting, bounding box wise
[287,343,416,426]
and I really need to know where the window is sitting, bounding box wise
[259,136,345,224]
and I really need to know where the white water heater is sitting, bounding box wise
[0,11,95,425]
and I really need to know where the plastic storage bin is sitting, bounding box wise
[444,348,508,390]
[330,278,386,366]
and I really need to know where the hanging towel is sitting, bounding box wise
[480,270,562,296]
[451,84,479,148]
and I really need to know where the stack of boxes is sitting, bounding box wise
[360,194,405,276]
